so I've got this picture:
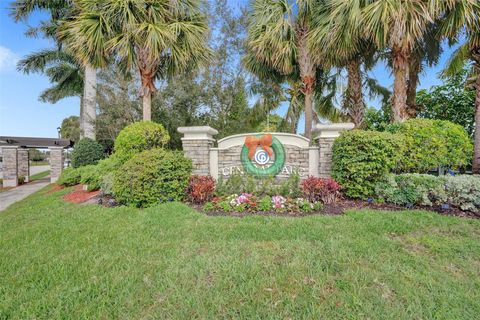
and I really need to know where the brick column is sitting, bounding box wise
[49,147,64,183]
[2,146,18,187]
[17,148,30,183]
[315,123,354,177]
[177,126,218,176]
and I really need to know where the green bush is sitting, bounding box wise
[114,121,169,157]
[386,119,472,172]
[375,174,447,206]
[375,174,480,212]
[332,130,402,199]
[112,148,192,207]
[71,138,105,168]
[57,167,84,186]
[215,172,301,197]
[445,175,480,212]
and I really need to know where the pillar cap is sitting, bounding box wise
[314,123,355,139]
[178,126,218,140]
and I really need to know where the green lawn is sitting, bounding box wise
[1,186,479,319]
[29,170,50,182]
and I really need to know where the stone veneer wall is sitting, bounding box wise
[49,147,64,183]
[2,146,18,187]
[17,148,30,182]
[181,139,215,176]
[318,138,336,178]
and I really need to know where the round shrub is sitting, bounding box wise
[57,166,85,186]
[71,138,105,168]
[332,130,402,199]
[112,148,192,207]
[386,119,472,172]
[114,121,169,157]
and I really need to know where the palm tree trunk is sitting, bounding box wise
[473,72,480,174]
[297,28,315,140]
[143,92,152,121]
[304,89,313,139]
[392,46,410,123]
[346,59,364,127]
[79,94,84,139]
[406,55,420,118]
[83,64,96,139]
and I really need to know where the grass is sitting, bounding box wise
[30,160,49,166]
[29,170,50,182]
[1,186,479,319]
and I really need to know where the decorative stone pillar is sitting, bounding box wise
[17,148,30,183]
[2,146,18,187]
[315,123,354,177]
[177,126,218,176]
[49,147,64,183]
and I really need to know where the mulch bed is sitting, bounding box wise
[47,184,65,194]
[63,185,100,204]
[193,198,480,219]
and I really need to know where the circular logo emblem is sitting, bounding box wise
[241,133,285,178]
[254,149,270,165]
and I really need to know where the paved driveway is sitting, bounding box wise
[0,176,50,212]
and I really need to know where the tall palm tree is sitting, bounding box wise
[440,0,480,173]
[9,0,97,138]
[362,0,438,122]
[16,49,84,129]
[245,0,323,139]
[61,0,211,122]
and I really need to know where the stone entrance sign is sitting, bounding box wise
[178,123,354,179]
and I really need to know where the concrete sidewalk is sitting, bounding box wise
[0,177,50,212]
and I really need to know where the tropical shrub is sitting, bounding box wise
[386,119,472,172]
[57,167,84,186]
[186,175,216,204]
[215,172,301,197]
[71,138,105,168]
[444,175,480,212]
[375,174,480,212]
[300,176,341,204]
[114,121,169,157]
[375,174,447,207]
[113,148,192,207]
[332,130,402,199]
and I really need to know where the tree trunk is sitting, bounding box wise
[392,46,410,122]
[406,55,420,118]
[79,94,84,139]
[143,92,152,121]
[297,26,316,140]
[473,72,480,174]
[83,64,96,139]
[346,58,364,127]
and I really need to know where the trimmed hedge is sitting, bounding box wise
[112,148,192,207]
[386,119,472,172]
[375,174,480,212]
[332,130,402,199]
[114,121,169,157]
[71,138,105,168]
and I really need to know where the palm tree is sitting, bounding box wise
[440,0,480,173]
[61,0,211,122]
[362,0,438,122]
[10,0,101,140]
[16,49,84,130]
[245,0,323,139]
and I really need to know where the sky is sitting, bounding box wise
[0,1,458,138]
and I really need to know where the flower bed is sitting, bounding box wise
[202,193,323,216]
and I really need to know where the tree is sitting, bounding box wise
[362,0,439,122]
[60,115,80,142]
[245,0,322,139]
[417,66,475,136]
[62,0,211,122]
[439,0,480,172]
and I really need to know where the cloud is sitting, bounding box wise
[0,46,19,72]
